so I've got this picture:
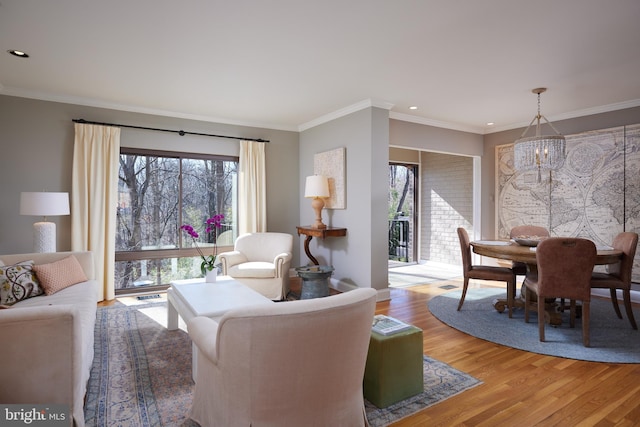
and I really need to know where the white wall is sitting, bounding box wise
[0,95,300,263]
[5,94,636,294]
[390,119,483,156]
[421,152,473,264]
[299,107,390,297]
[389,118,483,265]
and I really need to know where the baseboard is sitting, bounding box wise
[330,278,391,302]
[374,288,392,302]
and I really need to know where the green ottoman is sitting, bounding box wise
[363,326,423,408]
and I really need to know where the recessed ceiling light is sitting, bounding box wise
[8,50,29,58]
[409,106,418,110]
[486,122,495,126]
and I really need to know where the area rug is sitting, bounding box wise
[84,301,197,426]
[365,355,481,427]
[84,301,481,426]
[429,287,640,363]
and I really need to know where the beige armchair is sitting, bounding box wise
[217,232,293,300]
[187,287,378,427]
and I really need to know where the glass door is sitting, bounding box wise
[388,163,418,263]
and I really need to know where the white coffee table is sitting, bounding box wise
[167,276,274,330]
[167,276,274,379]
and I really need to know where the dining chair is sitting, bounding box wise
[509,225,550,276]
[524,238,596,346]
[590,232,638,330]
[456,227,517,317]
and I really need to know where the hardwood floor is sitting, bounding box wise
[378,280,640,426]
[104,277,640,425]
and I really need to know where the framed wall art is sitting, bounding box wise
[314,147,346,209]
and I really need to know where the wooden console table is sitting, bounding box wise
[296,226,347,265]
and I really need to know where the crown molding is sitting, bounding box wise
[389,112,485,134]
[4,85,639,136]
[552,98,640,123]
[298,99,395,132]
[485,98,640,134]
[0,86,299,132]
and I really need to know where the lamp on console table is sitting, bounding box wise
[304,175,330,229]
[20,191,70,253]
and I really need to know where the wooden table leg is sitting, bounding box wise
[493,262,563,326]
[493,295,525,314]
[492,288,562,325]
[303,235,320,265]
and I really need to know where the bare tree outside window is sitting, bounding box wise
[115,149,238,293]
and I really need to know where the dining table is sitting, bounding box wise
[470,239,623,325]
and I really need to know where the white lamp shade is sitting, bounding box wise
[304,175,330,198]
[20,192,70,216]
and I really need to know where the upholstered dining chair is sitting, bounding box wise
[590,232,638,330]
[524,238,596,346]
[457,227,517,317]
[187,288,377,427]
[509,225,550,276]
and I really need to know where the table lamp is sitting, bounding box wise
[20,192,70,252]
[304,175,330,229]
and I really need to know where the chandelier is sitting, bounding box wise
[513,88,566,182]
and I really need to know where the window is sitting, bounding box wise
[115,148,238,294]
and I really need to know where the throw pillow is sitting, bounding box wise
[33,255,88,295]
[0,260,44,306]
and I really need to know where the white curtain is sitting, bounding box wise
[71,123,121,301]
[239,140,266,234]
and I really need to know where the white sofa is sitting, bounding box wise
[0,251,98,427]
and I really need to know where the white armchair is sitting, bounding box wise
[187,287,377,427]
[217,232,293,300]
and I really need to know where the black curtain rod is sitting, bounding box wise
[72,119,269,143]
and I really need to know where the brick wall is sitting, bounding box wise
[420,152,473,265]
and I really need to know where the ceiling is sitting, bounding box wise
[2,0,640,134]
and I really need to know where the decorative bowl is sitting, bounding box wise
[512,237,545,247]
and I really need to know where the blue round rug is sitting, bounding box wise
[428,287,640,363]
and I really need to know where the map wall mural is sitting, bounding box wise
[496,124,640,282]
